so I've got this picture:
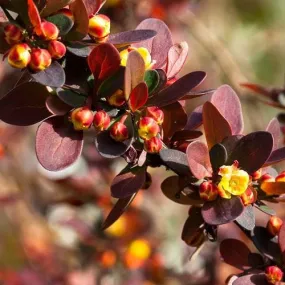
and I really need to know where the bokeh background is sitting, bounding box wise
[0,0,285,284]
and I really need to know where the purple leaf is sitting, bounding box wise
[171,130,203,142]
[82,0,105,16]
[266,118,281,151]
[147,71,206,107]
[235,205,255,231]
[185,105,203,130]
[0,82,51,126]
[202,197,244,225]
[265,146,285,166]
[228,131,273,173]
[45,95,72,115]
[233,273,268,285]
[186,141,212,180]
[36,116,83,171]
[210,85,244,135]
[133,18,173,68]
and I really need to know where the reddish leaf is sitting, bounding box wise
[227,132,273,173]
[133,18,173,68]
[0,82,51,126]
[102,193,137,230]
[129,82,148,112]
[221,135,243,157]
[166,42,189,79]
[203,102,232,149]
[36,116,83,171]
[171,130,202,142]
[186,141,212,180]
[41,0,73,17]
[147,71,206,107]
[220,239,251,270]
[161,176,202,205]
[125,50,145,100]
[278,223,285,263]
[210,85,244,135]
[45,95,72,115]
[261,182,285,195]
[88,43,121,86]
[202,197,244,225]
[66,0,89,41]
[111,169,146,199]
[266,118,281,151]
[162,102,187,139]
[82,0,105,16]
[233,273,268,285]
[185,105,203,130]
[235,205,255,231]
[27,0,42,34]
[265,146,285,166]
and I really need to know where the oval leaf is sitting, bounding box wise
[265,146,285,166]
[27,0,42,33]
[41,0,73,17]
[45,95,72,115]
[0,82,51,126]
[46,13,73,36]
[171,130,203,142]
[209,143,228,172]
[82,0,104,16]
[235,205,255,231]
[233,273,268,285]
[266,118,281,151]
[30,61,66,88]
[185,105,203,130]
[36,116,83,171]
[186,141,212,180]
[56,88,87,108]
[202,197,244,225]
[129,82,148,112]
[144,69,160,95]
[203,101,232,149]
[211,85,244,135]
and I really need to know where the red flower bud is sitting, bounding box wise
[93,110,110,131]
[241,187,256,206]
[276,172,285,182]
[8,43,31,69]
[4,24,23,44]
[199,181,218,201]
[138,117,160,140]
[144,137,163,154]
[251,169,262,181]
[88,14,110,41]
[70,107,94,131]
[265,266,283,285]
[107,89,126,107]
[48,40,66,59]
[29,48,52,72]
[57,8,74,22]
[259,173,275,183]
[146,106,164,125]
[39,21,59,40]
[267,216,283,236]
[110,122,129,142]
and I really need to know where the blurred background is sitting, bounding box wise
[0,0,285,284]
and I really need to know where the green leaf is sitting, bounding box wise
[46,13,74,36]
[144,69,159,95]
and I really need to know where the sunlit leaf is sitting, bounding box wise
[47,13,73,36]
[144,69,159,95]
[82,0,105,16]
[129,82,148,112]
[27,0,42,34]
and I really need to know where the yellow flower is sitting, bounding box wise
[120,47,153,69]
[128,239,151,260]
[218,162,249,199]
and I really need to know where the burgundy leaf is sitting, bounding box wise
[0,82,51,126]
[233,273,268,285]
[82,0,105,16]
[220,239,251,270]
[185,105,203,130]
[186,141,212,180]
[147,71,206,107]
[265,146,285,166]
[171,130,203,142]
[88,43,121,83]
[228,131,273,173]
[125,50,145,100]
[41,0,73,17]
[266,118,281,151]
[161,176,202,205]
[129,82,148,112]
[235,205,255,231]
[133,18,173,68]
[36,116,83,171]
[111,169,146,199]
[203,101,232,149]
[166,42,189,79]
[102,193,137,230]
[210,85,244,135]
[108,30,157,46]
[202,197,244,225]
[45,95,72,115]
[221,135,243,157]
[209,143,228,172]
[278,222,285,263]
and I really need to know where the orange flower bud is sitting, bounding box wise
[57,8,74,22]
[199,181,218,201]
[146,106,164,125]
[4,24,23,44]
[276,172,285,182]
[99,250,116,269]
[110,122,129,142]
[29,48,52,72]
[267,216,283,236]
[138,117,160,140]
[88,14,110,41]
[107,89,126,107]
[144,137,163,153]
[265,266,283,285]
[93,110,110,131]
[260,174,275,183]
[70,107,94,131]
[39,21,59,40]
[48,40,66,59]
[251,169,262,181]
[241,187,256,206]
[8,43,31,69]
